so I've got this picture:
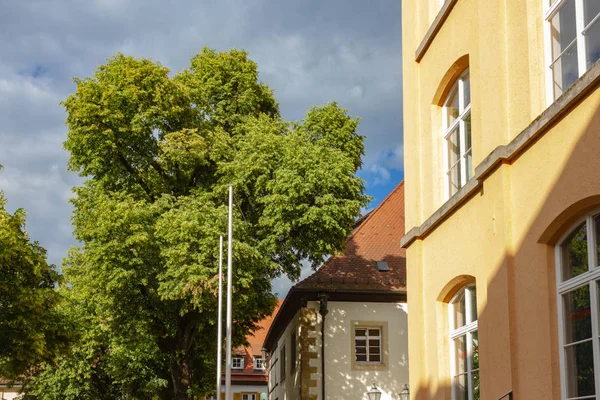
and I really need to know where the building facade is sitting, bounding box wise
[264,183,409,400]
[401,0,600,399]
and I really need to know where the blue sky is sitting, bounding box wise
[0,0,403,296]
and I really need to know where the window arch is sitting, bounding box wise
[449,284,479,400]
[556,211,600,399]
[443,69,472,197]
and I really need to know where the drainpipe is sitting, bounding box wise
[318,293,329,400]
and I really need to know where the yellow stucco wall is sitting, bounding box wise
[402,0,600,399]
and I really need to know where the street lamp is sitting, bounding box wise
[366,384,382,400]
[399,384,410,400]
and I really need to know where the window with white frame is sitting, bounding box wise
[354,327,382,363]
[443,69,472,198]
[449,285,479,400]
[232,356,244,369]
[556,212,600,399]
[546,0,600,100]
[242,394,257,400]
[254,356,265,370]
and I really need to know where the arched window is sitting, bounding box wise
[449,284,479,400]
[443,69,472,197]
[556,212,600,399]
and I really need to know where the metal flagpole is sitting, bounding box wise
[216,235,224,399]
[225,186,234,400]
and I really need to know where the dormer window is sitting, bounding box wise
[443,69,472,197]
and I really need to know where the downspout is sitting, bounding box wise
[318,293,329,400]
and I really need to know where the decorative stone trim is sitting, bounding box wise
[300,307,319,400]
[415,0,459,62]
[401,59,600,248]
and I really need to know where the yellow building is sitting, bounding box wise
[401,1,600,399]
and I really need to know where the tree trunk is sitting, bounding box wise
[170,313,198,400]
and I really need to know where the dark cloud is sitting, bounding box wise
[0,0,403,295]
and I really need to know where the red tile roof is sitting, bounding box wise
[229,300,283,383]
[263,181,407,351]
[295,181,406,291]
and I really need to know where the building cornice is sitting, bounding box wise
[401,60,600,248]
[415,0,459,62]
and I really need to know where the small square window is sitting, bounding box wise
[232,357,244,369]
[254,356,265,370]
[376,261,390,272]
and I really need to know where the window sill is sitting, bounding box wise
[401,59,600,248]
[351,362,388,371]
[415,0,459,62]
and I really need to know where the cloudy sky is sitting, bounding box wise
[0,0,403,296]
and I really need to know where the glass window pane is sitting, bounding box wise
[565,339,596,398]
[356,354,367,362]
[563,285,592,344]
[355,329,366,336]
[584,0,600,26]
[369,354,381,362]
[469,286,478,323]
[453,373,469,400]
[472,370,480,400]
[453,291,466,329]
[471,331,479,371]
[368,339,380,346]
[551,0,577,61]
[368,329,380,337]
[561,221,589,281]
[552,42,580,98]
[355,339,366,347]
[463,112,472,182]
[595,215,600,267]
[446,87,460,127]
[584,18,600,69]
[448,128,461,167]
[462,73,471,107]
[453,335,467,375]
[369,346,380,355]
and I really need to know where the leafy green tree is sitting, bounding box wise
[0,165,65,381]
[29,48,368,399]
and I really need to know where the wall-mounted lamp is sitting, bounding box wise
[399,383,410,400]
[366,384,382,400]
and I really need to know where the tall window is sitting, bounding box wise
[443,70,472,197]
[354,327,382,363]
[556,212,600,399]
[280,343,286,381]
[449,285,479,400]
[547,0,600,99]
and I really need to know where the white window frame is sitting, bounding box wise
[555,212,600,400]
[354,326,383,364]
[442,69,472,199]
[449,285,479,400]
[232,356,244,370]
[242,394,257,400]
[254,356,265,370]
[545,0,600,103]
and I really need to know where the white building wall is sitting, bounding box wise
[268,300,408,400]
[324,301,408,400]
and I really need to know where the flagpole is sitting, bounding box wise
[216,235,224,398]
[225,186,234,400]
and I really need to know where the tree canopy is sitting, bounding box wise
[27,48,368,399]
[0,166,64,381]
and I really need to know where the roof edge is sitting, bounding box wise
[263,287,406,352]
